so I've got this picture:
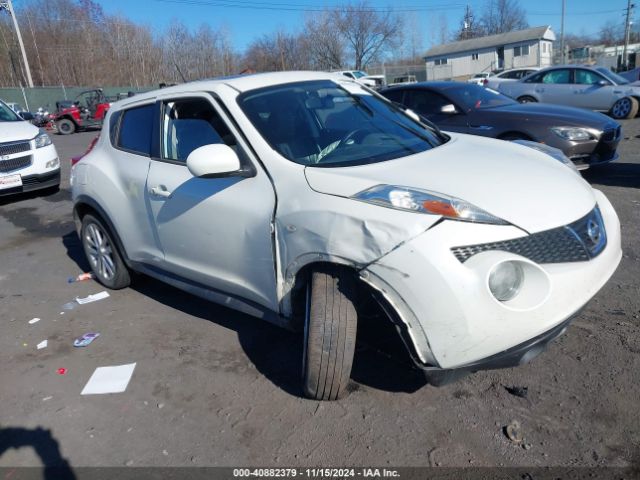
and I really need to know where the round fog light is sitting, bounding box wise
[489,261,524,302]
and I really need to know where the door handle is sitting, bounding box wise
[150,186,172,198]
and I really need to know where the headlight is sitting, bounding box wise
[352,185,508,225]
[489,261,524,301]
[512,139,579,174]
[550,127,593,141]
[34,131,52,148]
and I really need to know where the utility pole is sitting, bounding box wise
[560,0,566,64]
[0,0,34,87]
[622,0,635,70]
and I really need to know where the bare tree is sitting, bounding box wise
[303,11,345,70]
[335,1,402,70]
[480,0,528,36]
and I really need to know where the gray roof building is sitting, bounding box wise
[424,26,555,58]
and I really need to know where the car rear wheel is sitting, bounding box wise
[56,118,76,135]
[302,266,358,401]
[517,96,537,103]
[610,97,639,119]
[81,213,130,289]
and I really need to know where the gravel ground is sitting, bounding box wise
[0,121,638,471]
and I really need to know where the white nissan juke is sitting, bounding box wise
[0,99,60,196]
[70,72,621,400]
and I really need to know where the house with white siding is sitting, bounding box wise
[424,26,556,81]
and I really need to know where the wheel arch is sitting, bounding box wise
[73,196,131,267]
[497,131,534,141]
[287,259,438,368]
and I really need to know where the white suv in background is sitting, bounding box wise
[0,100,60,196]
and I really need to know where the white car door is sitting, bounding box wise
[572,68,616,111]
[144,92,278,311]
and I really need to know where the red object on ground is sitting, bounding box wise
[57,368,67,375]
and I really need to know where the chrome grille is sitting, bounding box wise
[0,141,30,156]
[451,207,606,264]
[0,155,32,173]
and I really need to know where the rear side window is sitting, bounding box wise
[117,104,154,156]
[382,89,404,104]
[109,110,122,146]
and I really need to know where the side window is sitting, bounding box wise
[575,69,607,85]
[161,97,237,163]
[117,104,154,155]
[109,110,122,146]
[525,72,543,83]
[542,69,571,84]
[404,90,450,116]
[382,89,405,105]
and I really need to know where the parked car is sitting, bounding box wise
[467,72,493,85]
[380,82,621,169]
[0,99,60,196]
[497,65,640,119]
[71,72,621,400]
[336,70,384,88]
[484,67,540,89]
[389,75,417,86]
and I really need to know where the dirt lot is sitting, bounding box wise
[0,122,639,472]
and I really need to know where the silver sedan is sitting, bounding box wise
[498,65,640,119]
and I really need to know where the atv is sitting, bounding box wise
[54,89,110,135]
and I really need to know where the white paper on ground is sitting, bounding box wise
[81,363,136,395]
[76,291,110,305]
[29,318,41,324]
[37,340,48,349]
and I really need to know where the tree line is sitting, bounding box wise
[1,0,636,89]
[0,0,407,87]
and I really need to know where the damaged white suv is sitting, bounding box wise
[71,72,621,400]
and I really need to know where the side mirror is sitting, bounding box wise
[596,80,609,87]
[186,144,241,178]
[440,104,458,114]
[19,111,33,121]
[404,108,421,122]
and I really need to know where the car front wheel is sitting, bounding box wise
[81,213,130,289]
[517,95,537,103]
[303,266,358,401]
[611,97,639,119]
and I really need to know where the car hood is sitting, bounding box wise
[489,102,617,128]
[304,133,597,233]
[0,120,38,143]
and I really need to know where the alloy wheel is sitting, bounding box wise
[85,222,116,280]
[612,98,631,118]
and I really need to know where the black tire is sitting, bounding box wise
[80,213,130,289]
[303,266,358,401]
[610,97,639,119]
[56,118,76,135]
[517,95,537,104]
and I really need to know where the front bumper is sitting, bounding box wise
[422,313,575,386]
[362,190,622,370]
[0,170,60,196]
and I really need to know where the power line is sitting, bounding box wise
[154,0,467,12]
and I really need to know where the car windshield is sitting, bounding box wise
[442,84,516,110]
[352,71,367,79]
[596,67,629,85]
[239,80,445,167]
[0,101,21,122]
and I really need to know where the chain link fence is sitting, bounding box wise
[0,86,152,112]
